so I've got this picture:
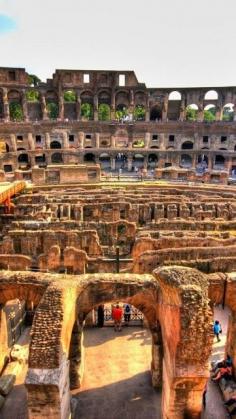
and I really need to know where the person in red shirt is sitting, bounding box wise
[113,304,123,332]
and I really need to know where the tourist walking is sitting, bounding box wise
[213,320,222,342]
[113,304,123,332]
[123,303,131,326]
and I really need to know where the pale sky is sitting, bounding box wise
[0,0,235,87]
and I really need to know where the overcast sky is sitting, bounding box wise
[0,0,235,87]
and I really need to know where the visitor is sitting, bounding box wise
[123,303,131,326]
[113,304,123,332]
[97,305,104,327]
[211,364,232,382]
[211,354,232,373]
[213,320,222,342]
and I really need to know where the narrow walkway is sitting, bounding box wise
[72,326,161,419]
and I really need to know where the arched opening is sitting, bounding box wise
[98,104,111,121]
[197,154,208,173]
[115,153,127,171]
[64,90,76,120]
[99,153,110,170]
[132,154,145,170]
[115,104,128,121]
[214,155,225,169]
[84,153,95,163]
[134,105,145,121]
[180,154,192,168]
[148,154,158,168]
[51,152,63,164]
[181,141,194,150]
[50,141,62,149]
[150,106,162,121]
[167,91,181,120]
[204,90,218,100]
[8,90,24,121]
[26,90,42,121]
[46,91,59,120]
[18,153,29,163]
[0,142,10,153]
[81,91,94,120]
[204,104,216,122]
[223,103,234,122]
[186,104,198,121]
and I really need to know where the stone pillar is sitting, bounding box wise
[94,95,98,121]
[150,322,163,388]
[145,132,151,149]
[95,133,100,148]
[111,158,116,170]
[28,133,35,151]
[60,205,64,219]
[26,355,71,419]
[154,266,213,419]
[145,107,150,121]
[76,97,81,121]
[78,131,84,148]
[127,157,133,171]
[215,106,222,122]
[208,155,213,171]
[197,103,204,122]
[22,91,29,122]
[10,134,17,151]
[3,88,10,122]
[68,320,84,389]
[162,94,168,121]
[45,133,51,149]
[111,135,116,148]
[129,90,134,116]
[59,94,64,120]
[41,95,48,121]
[63,132,69,149]
[111,91,116,120]
[179,98,186,121]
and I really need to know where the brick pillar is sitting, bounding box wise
[3,88,10,122]
[76,97,81,121]
[59,94,64,120]
[22,91,29,122]
[145,132,151,148]
[41,94,48,120]
[94,95,98,121]
[10,134,17,151]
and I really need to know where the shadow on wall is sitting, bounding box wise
[71,371,161,419]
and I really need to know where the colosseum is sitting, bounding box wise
[0,67,236,419]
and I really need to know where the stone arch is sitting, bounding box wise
[181,140,194,150]
[150,105,162,121]
[204,104,216,121]
[99,153,110,169]
[50,140,62,149]
[223,103,234,121]
[80,90,94,120]
[51,152,63,164]
[186,104,198,121]
[168,91,181,120]
[26,89,42,121]
[25,267,213,419]
[132,153,145,169]
[204,90,218,100]
[180,153,192,168]
[18,153,29,164]
[64,90,77,120]
[8,90,24,121]
[214,154,225,168]
[148,153,158,168]
[46,91,59,120]
[84,153,95,162]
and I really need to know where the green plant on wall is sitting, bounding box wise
[47,102,59,119]
[98,104,110,121]
[186,106,198,121]
[26,90,40,102]
[134,105,145,120]
[81,103,93,120]
[204,108,216,122]
[222,106,234,121]
[132,139,145,148]
[9,102,24,121]
[64,90,76,102]
[115,107,127,120]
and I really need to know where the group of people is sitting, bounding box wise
[96,303,132,331]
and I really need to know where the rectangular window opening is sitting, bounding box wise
[17,135,23,141]
[86,134,92,139]
[9,71,16,81]
[83,74,90,84]
[69,135,74,142]
[169,135,175,142]
[152,135,158,141]
[35,135,41,143]
[203,136,209,143]
[119,74,125,87]
[221,136,227,143]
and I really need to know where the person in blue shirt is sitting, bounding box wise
[213,320,222,342]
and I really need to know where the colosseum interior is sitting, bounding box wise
[0,67,236,418]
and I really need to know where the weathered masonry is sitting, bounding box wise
[0,67,236,183]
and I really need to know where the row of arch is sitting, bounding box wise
[0,88,235,122]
